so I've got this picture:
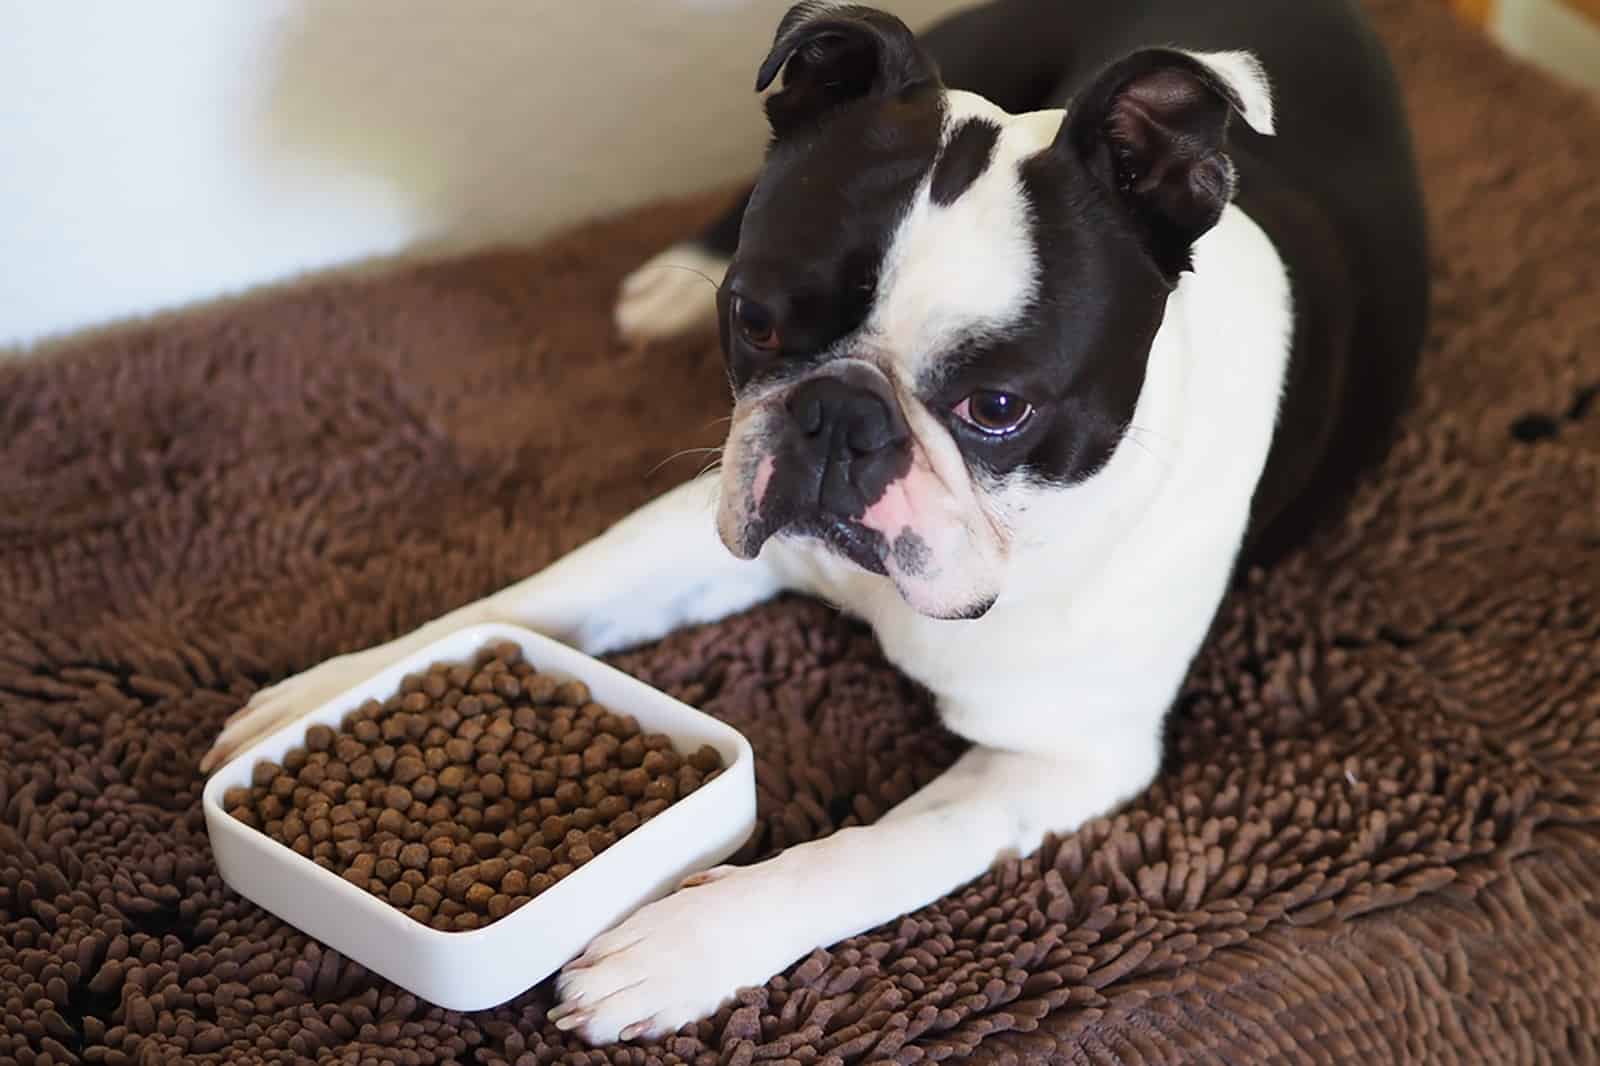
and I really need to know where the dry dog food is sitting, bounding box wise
[225,642,724,932]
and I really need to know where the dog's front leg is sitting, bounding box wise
[551,743,1151,1045]
[202,476,791,771]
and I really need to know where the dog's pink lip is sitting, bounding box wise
[751,454,776,511]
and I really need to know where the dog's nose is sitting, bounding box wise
[788,376,903,455]
[784,374,910,518]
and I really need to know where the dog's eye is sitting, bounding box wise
[955,390,1033,435]
[731,296,780,351]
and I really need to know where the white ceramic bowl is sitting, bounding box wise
[202,622,757,1012]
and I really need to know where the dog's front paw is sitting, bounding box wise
[614,243,729,345]
[200,651,384,773]
[550,862,810,1045]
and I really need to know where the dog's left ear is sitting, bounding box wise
[756,3,940,138]
[1060,49,1275,276]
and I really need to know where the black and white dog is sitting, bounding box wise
[206,0,1429,1044]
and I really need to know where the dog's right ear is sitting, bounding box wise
[756,3,939,138]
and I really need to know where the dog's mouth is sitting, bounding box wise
[779,515,890,576]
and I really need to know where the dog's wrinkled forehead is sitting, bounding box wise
[738,89,1054,377]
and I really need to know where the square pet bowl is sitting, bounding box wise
[203,622,756,1012]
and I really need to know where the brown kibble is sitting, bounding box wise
[393,756,426,784]
[376,808,407,835]
[251,761,281,788]
[549,779,579,808]
[555,681,590,706]
[480,773,505,800]
[524,675,560,704]
[446,868,478,901]
[645,777,677,804]
[372,745,397,774]
[541,815,570,845]
[619,737,646,767]
[303,724,334,752]
[399,843,429,869]
[530,873,556,894]
[506,772,534,801]
[465,882,495,911]
[476,857,509,886]
[613,811,641,835]
[223,786,252,810]
[620,768,650,798]
[502,869,529,895]
[689,744,721,772]
[437,765,467,794]
[382,785,413,810]
[375,858,402,883]
[352,719,381,745]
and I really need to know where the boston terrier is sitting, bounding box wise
[206,0,1429,1044]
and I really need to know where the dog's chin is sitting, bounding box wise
[736,515,999,622]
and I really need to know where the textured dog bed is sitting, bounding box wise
[3,0,1598,1063]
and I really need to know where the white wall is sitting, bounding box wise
[0,0,973,351]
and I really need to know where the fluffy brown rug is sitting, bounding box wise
[3,1,1598,1063]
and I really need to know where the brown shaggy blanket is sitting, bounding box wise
[2,0,1597,1063]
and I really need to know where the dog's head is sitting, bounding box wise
[715,2,1274,619]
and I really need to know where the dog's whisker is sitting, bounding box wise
[656,264,725,293]
[647,447,723,479]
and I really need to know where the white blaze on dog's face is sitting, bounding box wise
[714,4,1274,619]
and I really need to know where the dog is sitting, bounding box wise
[205,0,1429,1044]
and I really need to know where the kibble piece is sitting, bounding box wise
[392,756,426,785]
[620,768,650,798]
[555,681,590,707]
[465,883,495,912]
[304,725,335,753]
